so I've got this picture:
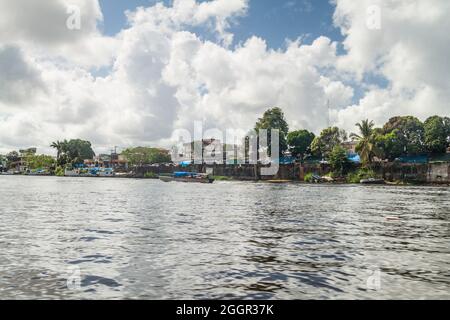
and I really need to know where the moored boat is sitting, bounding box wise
[159,172,214,184]
[360,178,385,185]
[266,180,292,184]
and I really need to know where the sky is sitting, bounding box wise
[98,0,343,47]
[0,0,449,155]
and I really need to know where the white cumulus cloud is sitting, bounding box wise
[0,0,449,154]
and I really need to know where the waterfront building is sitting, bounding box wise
[177,139,238,165]
[341,141,358,154]
[7,148,37,173]
[84,153,128,170]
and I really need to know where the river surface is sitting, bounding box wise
[0,176,449,299]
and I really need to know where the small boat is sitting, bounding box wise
[360,178,385,185]
[159,172,214,184]
[267,180,292,184]
[1,171,19,175]
[98,168,115,177]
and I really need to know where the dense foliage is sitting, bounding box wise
[254,107,289,157]
[287,130,315,160]
[25,154,56,170]
[122,147,171,166]
[51,139,95,167]
[424,116,450,153]
[328,145,351,176]
[252,108,449,163]
[310,127,347,159]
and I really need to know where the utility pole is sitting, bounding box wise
[110,148,114,169]
[327,99,331,128]
[112,146,118,169]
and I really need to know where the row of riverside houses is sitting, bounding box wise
[175,139,360,165]
[0,148,130,175]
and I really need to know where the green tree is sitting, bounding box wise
[374,130,404,161]
[51,139,95,167]
[350,119,378,165]
[311,126,347,159]
[424,116,450,153]
[50,140,66,164]
[254,107,289,157]
[25,154,56,170]
[66,139,95,164]
[287,130,315,160]
[5,151,20,170]
[382,116,425,155]
[19,148,36,156]
[6,151,20,163]
[122,147,171,166]
[329,145,351,176]
[0,154,7,171]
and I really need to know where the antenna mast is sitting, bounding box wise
[327,99,331,128]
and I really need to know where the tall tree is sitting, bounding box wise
[311,126,347,159]
[51,139,94,167]
[424,116,450,153]
[287,130,315,160]
[329,145,351,176]
[122,147,171,166]
[65,139,95,165]
[6,151,20,163]
[0,155,6,171]
[5,151,20,170]
[350,119,378,165]
[374,130,404,161]
[50,140,65,162]
[382,116,425,155]
[255,107,289,156]
[254,107,289,157]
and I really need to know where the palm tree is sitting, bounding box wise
[50,141,62,160]
[350,119,376,165]
[50,140,68,165]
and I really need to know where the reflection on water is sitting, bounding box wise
[0,176,449,299]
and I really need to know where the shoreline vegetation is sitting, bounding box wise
[1,108,449,185]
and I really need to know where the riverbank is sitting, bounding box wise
[131,162,450,185]
[3,161,450,185]
[4,173,449,187]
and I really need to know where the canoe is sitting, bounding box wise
[267,180,292,184]
[159,176,174,183]
[159,174,214,184]
[360,178,385,185]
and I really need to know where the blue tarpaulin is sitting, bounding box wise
[174,172,196,177]
[396,155,428,163]
[348,154,361,163]
[280,156,296,164]
[179,161,192,167]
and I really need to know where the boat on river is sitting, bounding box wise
[360,178,385,185]
[159,172,214,184]
[1,170,20,175]
[266,180,293,184]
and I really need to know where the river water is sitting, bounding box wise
[0,176,449,299]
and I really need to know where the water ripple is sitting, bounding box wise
[0,176,449,299]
